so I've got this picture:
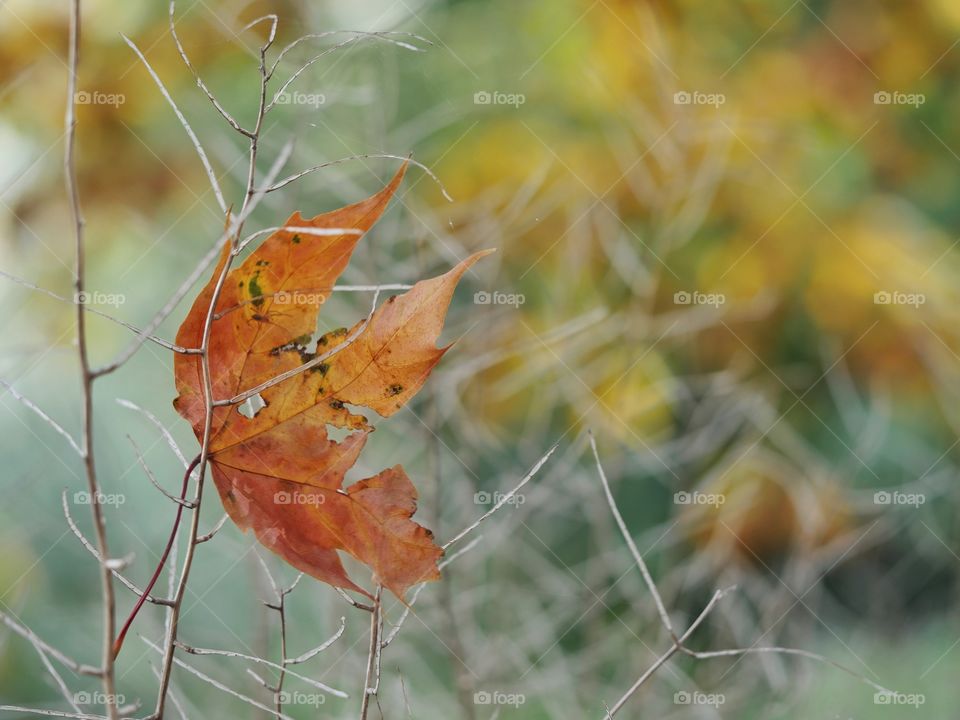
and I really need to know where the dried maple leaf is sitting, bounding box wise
[173,164,491,599]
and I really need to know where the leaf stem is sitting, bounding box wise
[112,454,200,658]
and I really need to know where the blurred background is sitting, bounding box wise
[1,0,959,717]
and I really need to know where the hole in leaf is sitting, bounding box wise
[238,393,267,419]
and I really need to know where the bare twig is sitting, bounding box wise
[359,586,383,720]
[212,287,382,406]
[26,631,83,715]
[0,379,82,455]
[443,444,559,551]
[335,588,375,613]
[0,708,109,720]
[62,491,173,607]
[66,3,118,715]
[0,270,198,355]
[142,637,297,720]
[126,436,195,508]
[381,536,482,649]
[263,153,452,201]
[120,35,227,213]
[173,641,347,697]
[287,616,347,665]
[116,400,189,467]
[169,0,251,138]
[589,432,675,639]
[196,513,229,544]
[0,610,101,676]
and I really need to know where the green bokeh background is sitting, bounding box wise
[1,0,959,717]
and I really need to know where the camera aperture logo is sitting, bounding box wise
[874,691,925,707]
[474,490,525,508]
[274,290,327,306]
[873,290,925,308]
[274,490,324,506]
[275,91,326,108]
[873,490,925,508]
[474,690,526,707]
[75,90,125,108]
[673,90,726,108]
[674,690,725,708]
[874,91,925,108]
[474,290,525,308]
[674,290,725,308]
[74,490,125,507]
[474,90,526,108]
[674,491,725,508]
[75,290,126,308]
[75,692,126,706]
[275,690,326,706]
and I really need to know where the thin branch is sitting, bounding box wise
[589,432,675,639]
[0,378,82,455]
[269,31,428,78]
[149,663,188,720]
[233,224,363,255]
[126,436,196,508]
[62,491,173,607]
[359,586,383,720]
[141,637,297,720]
[0,270,197,355]
[169,0,252,138]
[116,399,189,467]
[381,535,482,648]
[442,444,559,551]
[113,454,201,657]
[335,588,375,613]
[173,641,348,697]
[287,616,346,665]
[196,513,228,544]
[334,284,413,292]
[67,2,118,715]
[679,645,894,694]
[267,33,427,107]
[90,137,291,377]
[0,610,101,676]
[212,287,382,406]
[603,587,734,719]
[0,708,109,720]
[27,632,83,715]
[120,34,227,213]
[263,154,452,202]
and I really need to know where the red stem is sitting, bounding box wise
[112,454,201,658]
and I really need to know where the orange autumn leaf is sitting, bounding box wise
[173,164,492,599]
